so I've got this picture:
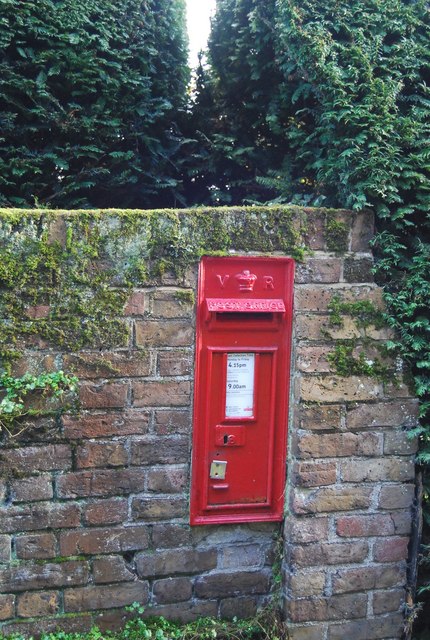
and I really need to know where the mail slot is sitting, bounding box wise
[190,256,295,525]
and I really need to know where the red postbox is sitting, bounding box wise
[190,256,295,525]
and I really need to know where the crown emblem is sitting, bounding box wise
[235,269,257,292]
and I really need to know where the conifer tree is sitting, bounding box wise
[0,0,189,208]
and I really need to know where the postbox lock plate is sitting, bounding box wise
[210,460,227,480]
[215,425,246,447]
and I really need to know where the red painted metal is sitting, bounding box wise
[190,256,295,525]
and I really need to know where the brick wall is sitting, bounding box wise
[0,207,418,638]
[285,230,419,638]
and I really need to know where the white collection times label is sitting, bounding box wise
[225,353,255,418]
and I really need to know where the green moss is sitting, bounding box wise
[0,205,356,374]
[327,342,390,381]
[324,292,393,381]
[324,215,349,253]
[174,289,195,306]
[328,294,385,329]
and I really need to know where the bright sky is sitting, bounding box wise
[185,0,217,66]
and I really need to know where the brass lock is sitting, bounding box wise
[210,460,227,480]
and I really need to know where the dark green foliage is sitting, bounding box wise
[2,605,286,639]
[0,0,189,208]
[275,0,430,219]
[0,370,78,436]
[183,0,288,205]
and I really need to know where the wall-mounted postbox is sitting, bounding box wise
[190,256,295,525]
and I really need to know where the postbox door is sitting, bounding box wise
[190,255,294,525]
[205,348,277,508]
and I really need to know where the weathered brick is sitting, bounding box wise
[296,315,361,341]
[154,410,191,435]
[132,380,190,407]
[0,445,71,473]
[332,563,405,594]
[152,289,194,318]
[384,380,415,398]
[285,518,329,544]
[340,457,414,482]
[0,561,89,592]
[337,514,395,538]
[130,436,189,465]
[346,400,419,429]
[11,474,53,502]
[293,462,337,488]
[147,466,188,493]
[59,525,149,556]
[194,570,271,599]
[328,613,403,640]
[294,287,335,311]
[365,324,395,340]
[25,304,50,319]
[152,524,192,548]
[220,544,265,571]
[64,582,149,612]
[296,345,332,373]
[15,533,57,560]
[389,510,412,535]
[287,593,367,622]
[350,211,375,252]
[0,503,81,534]
[11,353,58,378]
[378,484,415,510]
[64,351,151,378]
[287,570,326,597]
[135,320,193,347]
[299,405,342,431]
[83,498,128,526]
[384,430,418,455]
[76,442,128,469]
[137,600,218,625]
[93,609,134,633]
[294,285,383,312]
[290,541,368,568]
[17,591,59,617]
[1,615,92,637]
[219,596,258,620]
[93,556,135,584]
[0,536,11,563]
[295,259,342,284]
[0,594,15,620]
[295,432,382,459]
[153,577,192,604]
[300,376,383,403]
[158,350,192,376]
[56,468,146,499]
[79,382,129,409]
[47,216,67,245]
[63,410,150,439]
[343,257,374,283]
[301,209,326,250]
[373,537,409,562]
[136,549,217,578]
[292,486,372,514]
[286,624,325,640]
[131,497,187,521]
[372,588,404,614]
[124,291,146,316]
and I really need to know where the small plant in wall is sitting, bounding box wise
[0,371,79,437]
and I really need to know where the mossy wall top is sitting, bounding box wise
[0,205,371,370]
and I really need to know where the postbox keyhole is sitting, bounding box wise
[223,434,228,444]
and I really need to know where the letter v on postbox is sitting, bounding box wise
[190,256,295,524]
